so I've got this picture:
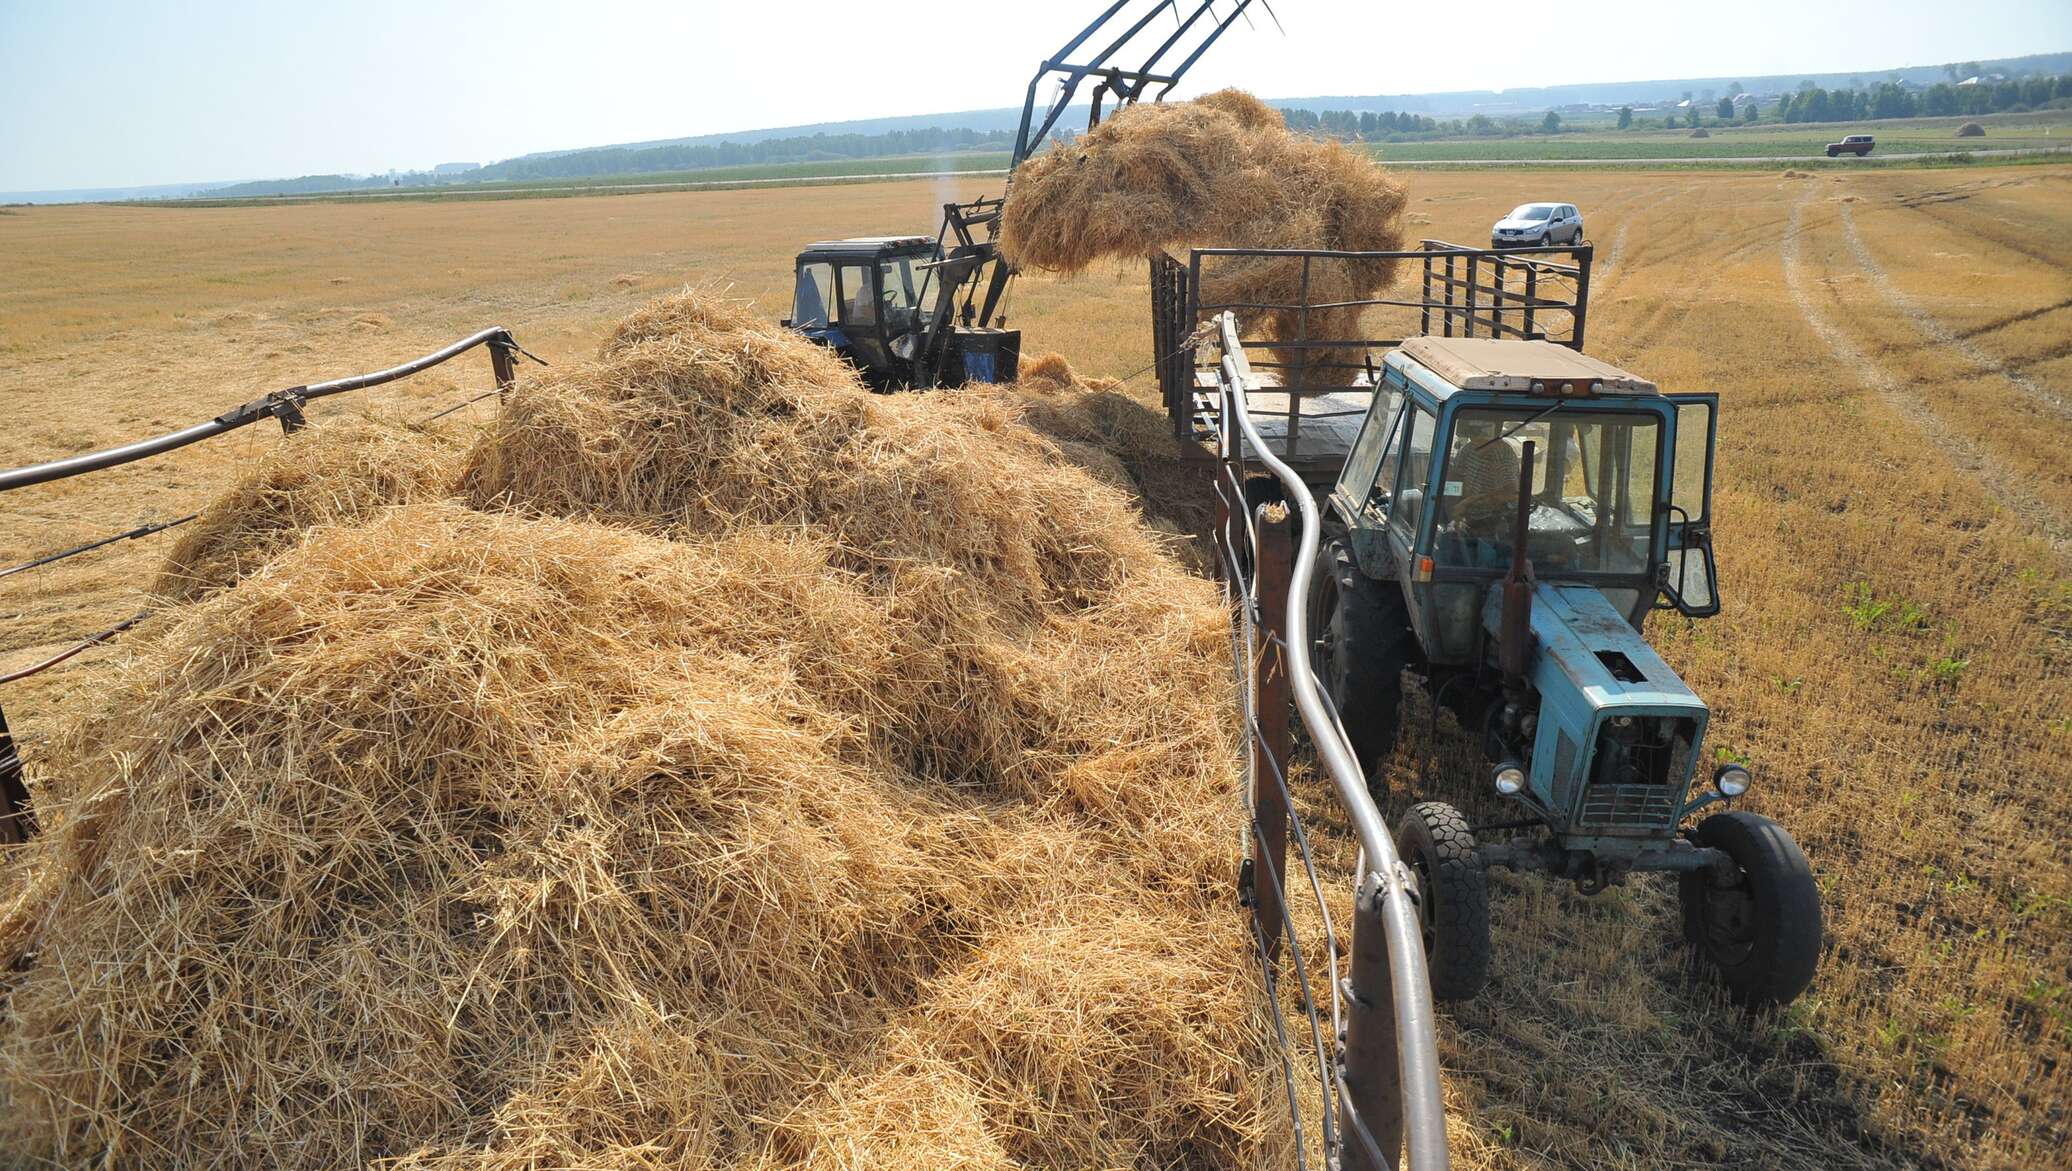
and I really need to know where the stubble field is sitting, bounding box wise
[1,164,2068,1169]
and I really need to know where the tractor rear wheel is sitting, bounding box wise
[1396,801,1491,1002]
[1309,539,1414,783]
[1680,811,1823,1006]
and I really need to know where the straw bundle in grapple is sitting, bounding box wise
[1000,88,1409,381]
[0,292,1275,1169]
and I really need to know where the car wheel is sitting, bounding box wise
[1826,148,1838,158]
[1536,234,1550,247]
[1309,538,1416,785]
[1679,811,1823,1006]
[1396,801,1491,1002]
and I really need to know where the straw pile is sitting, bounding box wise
[1000,89,1408,382]
[0,293,1276,1169]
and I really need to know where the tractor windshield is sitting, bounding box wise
[1432,407,1661,576]
[878,255,934,332]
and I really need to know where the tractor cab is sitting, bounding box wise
[785,237,937,390]
[1328,337,1720,665]
[783,233,1020,391]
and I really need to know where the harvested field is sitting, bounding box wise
[1,163,2069,1170]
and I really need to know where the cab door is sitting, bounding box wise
[1660,393,1720,616]
[834,262,890,378]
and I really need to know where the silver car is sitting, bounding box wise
[1491,202,1584,248]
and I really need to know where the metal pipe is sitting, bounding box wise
[1217,312,1449,1170]
[0,327,514,494]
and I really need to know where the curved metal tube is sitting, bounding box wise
[1217,313,1450,1171]
[0,327,514,494]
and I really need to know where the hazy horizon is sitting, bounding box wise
[4,0,2069,193]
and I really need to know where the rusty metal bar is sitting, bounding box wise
[1420,252,1433,337]
[490,335,518,395]
[1571,243,1594,351]
[1341,869,1407,1171]
[0,706,31,845]
[1290,256,1311,453]
[1442,254,1456,338]
[0,611,148,687]
[1464,254,1480,339]
[1525,264,1539,340]
[1250,503,1295,963]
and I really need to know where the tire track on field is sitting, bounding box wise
[1593,183,1701,296]
[1836,200,2071,422]
[1782,190,2068,555]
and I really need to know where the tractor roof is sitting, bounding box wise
[799,236,934,259]
[1392,338,1658,396]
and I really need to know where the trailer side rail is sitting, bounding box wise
[1212,310,1449,1171]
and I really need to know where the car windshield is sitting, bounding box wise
[1509,205,1554,221]
[1432,407,1661,576]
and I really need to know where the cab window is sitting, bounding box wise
[1337,385,1405,511]
[792,262,833,328]
[1390,404,1438,537]
[1432,408,1660,574]
[838,264,876,327]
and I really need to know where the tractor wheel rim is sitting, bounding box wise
[1312,574,1341,687]
[1409,857,1437,952]
[1703,883,1758,966]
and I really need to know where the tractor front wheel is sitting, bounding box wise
[1679,811,1823,1006]
[1396,801,1491,1002]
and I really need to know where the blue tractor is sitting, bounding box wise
[1310,336,1821,1005]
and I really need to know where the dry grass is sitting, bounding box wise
[0,164,2067,1170]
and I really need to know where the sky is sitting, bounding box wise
[2,0,2068,192]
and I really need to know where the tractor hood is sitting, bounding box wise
[1485,582,1706,713]
[1485,582,1710,834]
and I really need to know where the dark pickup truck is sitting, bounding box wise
[1826,134,1875,157]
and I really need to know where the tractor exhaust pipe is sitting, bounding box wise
[1499,440,1537,687]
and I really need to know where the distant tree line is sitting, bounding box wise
[1279,106,1555,141]
[1281,72,2072,144]
[471,126,1013,182]
[1776,75,2072,122]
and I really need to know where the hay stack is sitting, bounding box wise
[1000,89,1408,381]
[0,292,1275,1169]
[155,415,461,602]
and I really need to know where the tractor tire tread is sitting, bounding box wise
[1316,540,1414,780]
[1680,810,1823,1007]
[1400,801,1491,1002]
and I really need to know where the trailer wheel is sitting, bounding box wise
[1680,811,1823,1006]
[1309,540,1414,782]
[1396,801,1491,1002]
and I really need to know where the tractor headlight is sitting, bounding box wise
[1493,762,1526,796]
[1714,763,1751,798]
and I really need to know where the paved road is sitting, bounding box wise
[1384,146,2072,167]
